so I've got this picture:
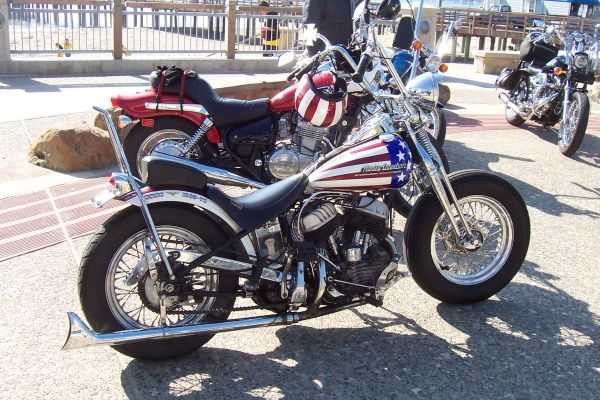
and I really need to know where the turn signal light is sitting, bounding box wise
[595,75,600,83]
[554,67,563,75]
[141,119,155,127]
[412,40,423,51]
[439,64,449,73]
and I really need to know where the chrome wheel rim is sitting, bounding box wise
[136,130,196,176]
[106,227,218,329]
[430,196,514,285]
[560,100,580,147]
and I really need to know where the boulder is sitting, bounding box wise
[93,106,134,140]
[28,122,116,172]
[438,83,451,105]
[215,80,290,100]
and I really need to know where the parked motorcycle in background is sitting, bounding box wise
[496,24,599,156]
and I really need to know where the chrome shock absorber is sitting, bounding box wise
[181,117,214,154]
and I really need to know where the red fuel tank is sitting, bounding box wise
[268,72,336,112]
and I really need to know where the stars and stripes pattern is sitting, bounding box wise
[308,136,412,191]
[294,73,348,127]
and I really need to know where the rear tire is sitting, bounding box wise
[559,92,589,157]
[78,205,240,360]
[123,117,202,178]
[404,170,530,304]
[430,108,447,146]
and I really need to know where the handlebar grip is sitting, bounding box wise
[352,54,371,83]
[288,58,316,81]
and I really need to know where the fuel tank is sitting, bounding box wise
[269,72,336,112]
[308,135,412,191]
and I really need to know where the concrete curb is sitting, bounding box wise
[0,57,283,75]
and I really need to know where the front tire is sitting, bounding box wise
[404,170,530,304]
[78,205,240,360]
[505,105,525,127]
[559,91,589,157]
[429,108,447,146]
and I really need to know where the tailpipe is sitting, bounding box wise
[498,92,530,119]
[62,311,300,351]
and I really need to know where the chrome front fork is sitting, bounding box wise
[559,78,571,140]
[406,123,476,243]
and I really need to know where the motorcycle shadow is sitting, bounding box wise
[520,123,600,169]
[119,262,599,399]
[444,139,600,219]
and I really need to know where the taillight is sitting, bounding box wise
[109,175,115,186]
[141,119,155,127]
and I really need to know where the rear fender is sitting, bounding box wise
[112,91,205,126]
[122,188,257,259]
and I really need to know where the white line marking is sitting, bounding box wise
[46,188,80,265]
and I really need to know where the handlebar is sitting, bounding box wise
[352,53,371,83]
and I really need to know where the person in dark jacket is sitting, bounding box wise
[303,0,354,52]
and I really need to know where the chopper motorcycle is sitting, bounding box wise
[62,19,531,361]
[496,25,598,156]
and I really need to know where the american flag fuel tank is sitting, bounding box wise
[308,135,412,191]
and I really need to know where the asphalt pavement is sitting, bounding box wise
[0,64,599,399]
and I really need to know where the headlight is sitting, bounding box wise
[425,55,441,73]
[406,72,439,112]
[574,54,589,69]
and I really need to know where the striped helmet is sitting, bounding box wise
[294,72,348,127]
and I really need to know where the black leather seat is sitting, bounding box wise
[159,74,270,129]
[206,174,308,230]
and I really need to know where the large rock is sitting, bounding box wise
[28,122,116,172]
[215,80,290,100]
[93,106,134,140]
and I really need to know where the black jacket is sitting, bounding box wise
[303,0,353,46]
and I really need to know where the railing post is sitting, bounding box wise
[0,0,10,61]
[225,0,236,59]
[113,0,123,60]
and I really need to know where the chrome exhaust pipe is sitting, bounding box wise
[62,311,299,350]
[498,92,530,119]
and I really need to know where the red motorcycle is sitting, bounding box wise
[112,66,366,184]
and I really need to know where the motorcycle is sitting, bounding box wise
[109,2,446,217]
[496,25,599,156]
[62,17,530,361]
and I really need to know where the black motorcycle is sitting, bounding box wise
[496,25,597,156]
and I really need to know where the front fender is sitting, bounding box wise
[122,188,257,259]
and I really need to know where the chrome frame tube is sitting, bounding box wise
[145,102,209,115]
[93,107,175,278]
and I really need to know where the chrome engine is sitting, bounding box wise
[297,197,398,300]
[530,74,561,116]
[267,114,331,180]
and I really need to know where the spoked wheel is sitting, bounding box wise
[391,135,450,218]
[79,205,240,360]
[558,92,589,157]
[123,117,205,178]
[404,170,530,304]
